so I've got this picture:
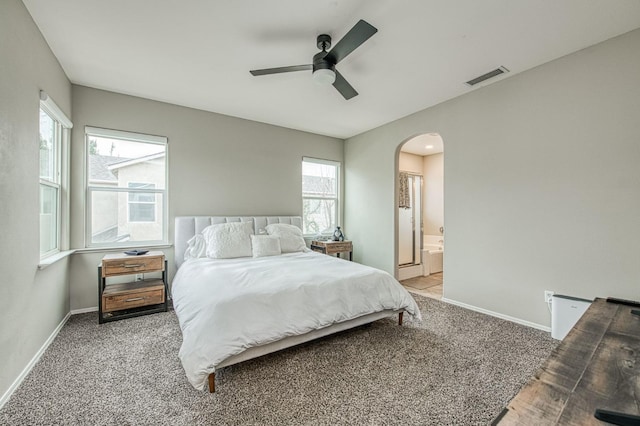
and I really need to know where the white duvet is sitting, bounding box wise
[172,251,421,390]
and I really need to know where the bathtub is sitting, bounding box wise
[422,243,444,276]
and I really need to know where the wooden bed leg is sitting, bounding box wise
[398,312,404,326]
[208,372,215,393]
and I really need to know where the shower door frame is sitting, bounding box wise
[398,172,423,267]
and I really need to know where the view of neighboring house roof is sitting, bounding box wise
[107,152,165,171]
[89,154,128,182]
[90,152,166,182]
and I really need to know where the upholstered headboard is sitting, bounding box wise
[174,216,303,269]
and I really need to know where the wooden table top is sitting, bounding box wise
[102,250,164,261]
[494,297,640,425]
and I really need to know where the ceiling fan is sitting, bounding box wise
[249,20,378,100]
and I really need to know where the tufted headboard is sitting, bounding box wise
[174,216,303,269]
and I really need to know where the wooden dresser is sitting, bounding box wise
[98,251,168,323]
[494,298,640,425]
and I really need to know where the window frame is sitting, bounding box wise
[84,126,168,248]
[302,157,341,237]
[39,91,72,260]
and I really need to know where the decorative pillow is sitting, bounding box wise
[265,223,306,253]
[250,235,281,258]
[184,234,207,260]
[202,221,253,259]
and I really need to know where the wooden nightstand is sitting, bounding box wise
[310,240,353,261]
[98,251,168,324]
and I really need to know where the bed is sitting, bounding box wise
[172,216,421,392]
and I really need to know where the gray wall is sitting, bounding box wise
[0,0,72,402]
[69,86,343,310]
[345,28,640,328]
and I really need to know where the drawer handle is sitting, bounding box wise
[125,297,145,302]
[120,263,144,268]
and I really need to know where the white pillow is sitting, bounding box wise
[202,221,253,259]
[250,235,281,258]
[184,234,207,260]
[265,223,306,253]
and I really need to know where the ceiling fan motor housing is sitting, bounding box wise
[313,52,335,72]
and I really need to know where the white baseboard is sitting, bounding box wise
[0,311,71,410]
[70,306,98,315]
[441,297,551,333]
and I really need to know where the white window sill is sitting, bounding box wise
[73,244,172,254]
[304,235,333,240]
[38,250,76,270]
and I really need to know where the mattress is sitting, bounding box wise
[172,251,421,390]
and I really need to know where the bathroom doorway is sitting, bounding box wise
[396,133,444,299]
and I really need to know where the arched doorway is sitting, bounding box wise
[395,133,444,300]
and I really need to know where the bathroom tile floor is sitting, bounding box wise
[401,273,443,300]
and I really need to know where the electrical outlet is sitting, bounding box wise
[544,290,554,304]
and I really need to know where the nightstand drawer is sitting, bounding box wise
[326,242,352,253]
[102,255,163,277]
[103,287,164,312]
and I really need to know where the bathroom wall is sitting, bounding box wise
[423,153,444,236]
[399,152,423,174]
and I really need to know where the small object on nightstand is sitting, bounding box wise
[310,240,353,261]
[332,226,345,241]
[124,249,149,255]
[98,251,168,324]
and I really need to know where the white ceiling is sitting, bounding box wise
[401,133,443,156]
[23,0,640,139]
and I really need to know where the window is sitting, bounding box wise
[85,127,168,247]
[128,183,156,222]
[302,157,340,236]
[39,91,72,259]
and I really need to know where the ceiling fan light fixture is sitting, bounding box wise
[312,68,336,85]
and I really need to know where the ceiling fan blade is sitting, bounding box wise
[324,20,377,65]
[333,70,358,100]
[250,64,312,76]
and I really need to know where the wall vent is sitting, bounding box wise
[465,66,509,86]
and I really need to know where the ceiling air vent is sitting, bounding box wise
[465,66,509,86]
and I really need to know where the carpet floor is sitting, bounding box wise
[0,295,556,425]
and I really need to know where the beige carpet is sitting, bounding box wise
[0,295,556,425]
